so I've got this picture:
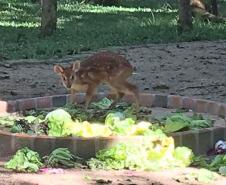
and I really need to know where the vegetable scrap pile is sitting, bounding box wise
[87,131,194,171]
[161,112,214,133]
[44,148,84,168]
[4,147,43,172]
[5,147,83,172]
[5,134,194,173]
[0,98,214,137]
[1,98,223,181]
[193,154,226,176]
[4,146,222,184]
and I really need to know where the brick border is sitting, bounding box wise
[0,93,226,158]
[1,93,225,117]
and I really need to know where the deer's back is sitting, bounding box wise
[76,52,133,83]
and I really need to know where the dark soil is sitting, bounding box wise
[0,40,225,104]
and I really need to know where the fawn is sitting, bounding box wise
[54,51,139,111]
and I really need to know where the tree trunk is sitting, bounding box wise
[178,0,193,32]
[211,0,218,16]
[40,0,57,37]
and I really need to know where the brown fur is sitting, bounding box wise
[54,51,139,110]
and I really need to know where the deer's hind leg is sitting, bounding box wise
[107,86,125,108]
[110,80,139,112]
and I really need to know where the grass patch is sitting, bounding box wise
[0,0,226,60]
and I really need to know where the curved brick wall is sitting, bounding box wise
[0,93,226,159]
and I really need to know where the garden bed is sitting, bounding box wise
[0,93,226,185]
[0,93,225,159]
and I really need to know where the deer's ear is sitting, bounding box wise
[54,65,64,74]
[72,60,81,72]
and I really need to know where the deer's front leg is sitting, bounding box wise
[84,85,97,111]
[70,89,76,104]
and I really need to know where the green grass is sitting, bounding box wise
[0,0,226,60]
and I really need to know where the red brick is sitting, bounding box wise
[153,94,167,108]
[181,130,199,155]
[6,101,17,113]
[0,131,13,157]
[0,101,8,113]
[95,137,116,153]
[218,104,226,118]
[53,137,75,154]
[212,127,226,144]
[18,98,36,111]
[33,136,55,157]
[194,99,208,113]
[12,134,35,155]
[139,93,155,107]
[76,137,96,159]
[207,101,220,115]
[52,95,67,107]
[198,128,213,155]
[36,96,52,109]
[182,97,194,110]
[167,95,183,109]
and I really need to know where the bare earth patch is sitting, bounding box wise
[0,40,225,104]
[0,165,226,185]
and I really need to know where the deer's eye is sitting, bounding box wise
[62,76,66,81]
[70,76,74,80]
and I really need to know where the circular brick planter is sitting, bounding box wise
[0,93,226,159]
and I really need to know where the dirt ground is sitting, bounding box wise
[0,40,225,103]
[1,164,226,185]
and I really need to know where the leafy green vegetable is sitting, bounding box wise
[4,147,43,172]
[105,112,135,135]
[24,116,43,124]
[191,155,210,168]
[192,154,226,176]
[45,108,76,137]
[129,121,152,135]
[63,103,89,122]
[91,97,113,109]
[45,148,82,168]
[9,117,48,135]
[10,119,31,133]
[23,109,49,120]
[88,143,145,170]
[88,131,194,171]
[190,120,213,129]
[163,114,190,133]
[208,154,226,171]
[71,121,112,137]
[173,147,194,167]
[10,124,23,133]
[0,116,17,127]
[163,113,213,133]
